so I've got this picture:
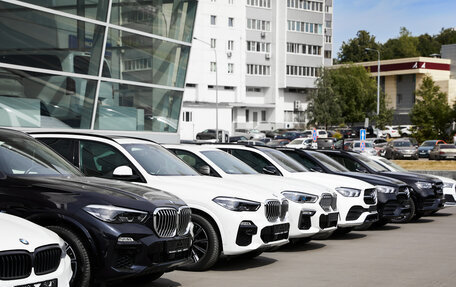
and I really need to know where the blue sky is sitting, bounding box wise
[333,0,456,57]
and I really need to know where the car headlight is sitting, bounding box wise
[376,185,396,194]
[415,182,433,189]
[213,197,261,211]
[281,191,318,203]
[335,187,361,197]
[83,205,148,223]
[443,182,455,189]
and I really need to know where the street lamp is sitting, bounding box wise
[365,48,380,136]
[193,36,219,142]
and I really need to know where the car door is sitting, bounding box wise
[171,149,220,177]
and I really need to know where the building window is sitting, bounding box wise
[287,20,323,34]
[228,63,234,74]
[183,111,192,122]
[247,18,271,31]
[246,41,271,53]
[228,0,234,4]
[246,64,271,76]
[186,83,197,87]
[211,15,217,25]
[210,62,217,72]
[247,0,271,8]
[228,17,234,27]
[246,87,262,92]
[287,0,323,12]
[324,50,332,59]
[325,35,332,43]
[286,65,320,78]
[286,43,321,55]
[227,40,234,50]
[261,110,266,122]
[325,21,332,28]
[246,109,250,122]
[211,38,216,48]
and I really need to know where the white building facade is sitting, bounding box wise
[180,0,333,140]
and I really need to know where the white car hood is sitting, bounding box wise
[142,175,283,203]
[285,172,374,190]
[223,174,332,196]
[0,213,61,251]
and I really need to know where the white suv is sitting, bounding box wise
[165,144,339,241]
[31,133,290,271]
[0,213,72,287]
[212,144,378,233]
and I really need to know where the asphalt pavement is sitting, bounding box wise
[142,207,456,287]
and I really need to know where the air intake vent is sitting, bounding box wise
[34,245,62,275]
[0,251,32,280]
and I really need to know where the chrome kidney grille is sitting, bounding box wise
[319,194,334,212]
[265,200,281,222]
[154,207,192,238]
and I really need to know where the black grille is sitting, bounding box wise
[298,212,312,230]
[265,200,281,222]
[423,197,438,208]
[319,194,333,212]
[319,213,338,229]
[34,246,62,275]
[177,207,192,236]
[236,221,257,246]
[433,182,444,196]
[364,188,377,204]
[445,194,456,203]
[346,206,365,221]
[113,254,134,269]
[0,252,32,280]
[260,223,290,243]
[331,194,337,210]
[280,200,288,220]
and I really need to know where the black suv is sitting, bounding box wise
[320,150,444,220]
[0,129,192,287]
[277,148,411,224]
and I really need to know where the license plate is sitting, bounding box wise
[167,238,190,254]
[272,224,289,235]
[16,279,57,287]
[403,155,411,157]
[447,156,454,159]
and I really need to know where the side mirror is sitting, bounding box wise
[113,165,133,177]
[197,165,211,176]
[263,165,280,175]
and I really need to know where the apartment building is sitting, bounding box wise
[180,0,333,140]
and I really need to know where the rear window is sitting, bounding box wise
[393,141,412,147]
[441,145,456,149]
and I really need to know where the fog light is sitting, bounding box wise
[301,210,316,216]
[118,237,135,243]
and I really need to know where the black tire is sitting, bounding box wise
[129,272,164,284]
[47,225,91,287]
[333,227,353,235]
[180,214,220,271]
[391,198,416,223]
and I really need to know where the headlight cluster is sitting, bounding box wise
[376,185,396,194]
[335,187,361,197]
[415,182,433,189]
[281,191,318,203]
[443,182,455,189]
[83,205,148,223]
[213,197,261,211]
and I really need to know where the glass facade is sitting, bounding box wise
[0,0,196,134]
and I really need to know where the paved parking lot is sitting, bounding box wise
[142,208,456,287]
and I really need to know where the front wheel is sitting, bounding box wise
[180,214,220,271]
[47,226,92,287]
[391,198,415,223]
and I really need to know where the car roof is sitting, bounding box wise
[28,131,158,145]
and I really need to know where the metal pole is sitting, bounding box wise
[365,48,381,137]
[193,37,219,142]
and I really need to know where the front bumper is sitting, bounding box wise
[337,190,377,228]
[288,202,338,239]
[0,253,73,287]
[418,150,431,158]
[377,190,411,220]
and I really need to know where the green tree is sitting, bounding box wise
[373,92,394,129]
[337,30,381,63]
[306,68,342,129]
[435,28,456,45]
[417,33,441,57]
[409,76,453,142]
[382,27,420,60]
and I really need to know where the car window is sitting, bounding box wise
[259,148,308,173]
[281,151,319,171]
[79,140,139,179]
[202,150,258,175]
[39,138,78,167]
[308,151,350,172]
[421,141,436,147]
[0,136,81,176]
[393,141,412,147]
[441,145,456,149]
[123,143,199,176]
[171,149,220,177]
[350,153,389,172]
[223,149,274,174]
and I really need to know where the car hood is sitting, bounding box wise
[8,175,186,209]
[378,171,443,184]
[335,171,407,187]
[142,175,282,203]
[222,174,332,196]
[285,172,374,190]
[0,213,62,251]
[395,147,416,151]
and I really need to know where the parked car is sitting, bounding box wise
[196,129,229,142]
[370,156,456,209]
[316,137,336,150]
[212,144,379,234]
[418,140,447,158]
[399,125,415,137]
[429,144,456,160]
[229,135,248,143]
[166,144,339,242]
[237,139,267,146]
[1,129,192,287]
[380,125,401,139]
[277,148,411,225]
[33,133,290,271]
[266,139,291,147]
[383,139,419,160]
[274,131,302,141]
[286,138,317,150]
[234,129,266,140]
[320,150,445,220]
[0,213,72,287]
[260,130,278,139]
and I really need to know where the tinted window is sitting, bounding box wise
[202,150,258,175]
[421,141,436,147]
[39,138,78,166]
[350,153,389,172]
[282,151,319,170]
[224,149,273,174]
[259,148,308,173]
[171,149,219,177]
[309,151,349,172]
[393,141,412,147]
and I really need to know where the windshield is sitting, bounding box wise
[351,153,389,172]
[0,137,81,177]
[289,139,303,145]
[376,157,408,172]
[421,141,436,147]
[259,148,308,173]
[441,144,456,149]
[122,143,199,176]
[393,141,412,147]
[202,150,258,175]
[354,142,373,148]
[308,151,350,172]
